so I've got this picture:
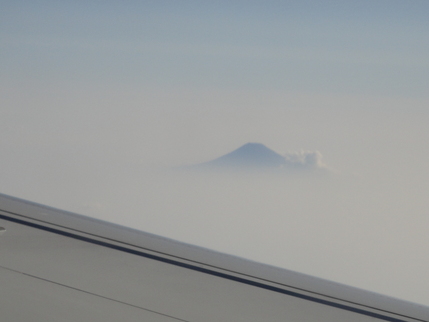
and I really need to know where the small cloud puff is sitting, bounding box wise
[284,150,327,170]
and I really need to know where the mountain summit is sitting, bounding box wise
[200,143,286,169]
[179,143,329,173]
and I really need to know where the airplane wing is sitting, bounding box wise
[1,192,428,322]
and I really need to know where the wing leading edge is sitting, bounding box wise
[0,193,428,322]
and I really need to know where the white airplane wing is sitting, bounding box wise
[1,193,428,322]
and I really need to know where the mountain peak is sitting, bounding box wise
[202,143,285,169]
[178,143,329,174]
[237,142,270,151]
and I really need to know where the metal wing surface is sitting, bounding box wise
[1,193,428,322]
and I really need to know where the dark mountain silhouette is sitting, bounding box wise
[196,143,286,169]
[176,143,330,174]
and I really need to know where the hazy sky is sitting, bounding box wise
[1,1,429,306]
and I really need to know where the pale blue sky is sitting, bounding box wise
[1,1,429,305]
[2,1,428,94]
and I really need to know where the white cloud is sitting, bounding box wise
[284,150,327,170]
